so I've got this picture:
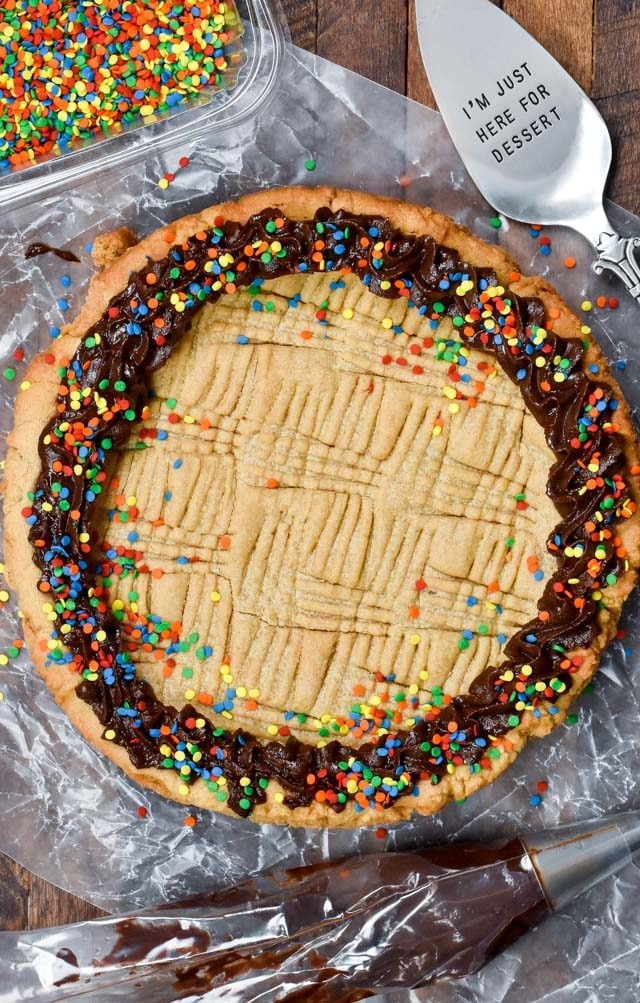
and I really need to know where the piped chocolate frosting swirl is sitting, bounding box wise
[24,207,634,816]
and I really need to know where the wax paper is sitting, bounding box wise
[1,42,640,1001]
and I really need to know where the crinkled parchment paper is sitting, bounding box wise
[1,44,639,1002]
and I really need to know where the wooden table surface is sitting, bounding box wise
[1,0,639,934]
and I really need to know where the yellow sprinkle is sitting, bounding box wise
[0,590,8,602]
[581,325,591,335]
[184,689,196,700]
[381,317,393,329]
[0,655,7,666]
[179,784,189,795]
[248,688,260,699]
[581,300,592,312]
[104,730,116,741]
[419,670,429,681]
[157,178,169,189]
[448,402,459,414]
[210,591,221,602]
[343,308,354,320]
[267,724,278,735]
[410,634,420,645]
[20,381,31,391]
[432,425,442,437]
[274,792,284,803]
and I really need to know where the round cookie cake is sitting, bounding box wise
[4,186,640,826]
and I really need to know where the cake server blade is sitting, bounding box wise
[415,0,640,305]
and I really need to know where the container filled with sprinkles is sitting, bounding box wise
[0,0,288,210]
[2,11,640,1003]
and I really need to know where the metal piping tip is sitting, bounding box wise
[523,810,640,910]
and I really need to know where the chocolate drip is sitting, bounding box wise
[25,242,80,263]
[25,208,632,816]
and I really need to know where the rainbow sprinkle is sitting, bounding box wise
[0,1,240,170]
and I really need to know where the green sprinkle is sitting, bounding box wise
[304,158,316,171]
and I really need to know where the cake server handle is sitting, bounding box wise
[593,231,640,306]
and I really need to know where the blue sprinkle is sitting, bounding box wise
[616,360,627,371]
[237,335,250,345]
[173,458,183,469]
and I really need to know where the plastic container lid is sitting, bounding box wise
[0,0,288,213]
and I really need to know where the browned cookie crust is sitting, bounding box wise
[4,186,640,826]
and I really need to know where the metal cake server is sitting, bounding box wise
[415,0,640,305]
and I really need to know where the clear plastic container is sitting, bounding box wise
[0,0,288,213]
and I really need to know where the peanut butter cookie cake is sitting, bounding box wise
[5,186,640,826]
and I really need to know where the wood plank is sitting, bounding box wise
[595,93,640,213]
[317,0,408,93]
[27,872,105,930]
[0,857,28,931]
[406,0,435,108]
[502,0,595,94]
[280,0,317,52]
[593,1,640,97]
[593,0,640,213]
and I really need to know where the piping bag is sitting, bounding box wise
[2,811,640,1002]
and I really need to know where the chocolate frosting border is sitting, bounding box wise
[23,207,635,817]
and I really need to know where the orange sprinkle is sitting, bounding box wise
[184,816,196,828]
[563,256,576,269]
[219,535,231,550]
